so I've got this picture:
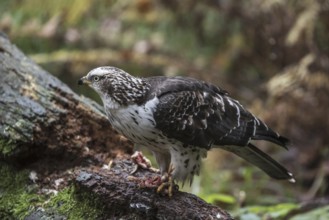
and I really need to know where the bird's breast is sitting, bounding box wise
[105,97,169,149]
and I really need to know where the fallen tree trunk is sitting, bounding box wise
[0,33,131,160]
[0,32,232,219]
[75,159,231,219]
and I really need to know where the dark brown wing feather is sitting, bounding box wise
[149,76,227,148]
[150,76,288,148]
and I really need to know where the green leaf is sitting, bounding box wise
[204,193,236,204]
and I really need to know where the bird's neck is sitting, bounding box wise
[104,76,150,108]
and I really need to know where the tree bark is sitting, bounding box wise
[0,32,232,219]
[76,159,232,220]
[0,32,132,160]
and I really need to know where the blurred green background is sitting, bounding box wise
[1,0,329,218]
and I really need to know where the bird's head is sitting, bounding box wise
[78,66,150,109]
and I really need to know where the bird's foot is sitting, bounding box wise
[130,151,159,174]
[142,176,163,188]
[156,164,178,197]
[130,165,178,197]
[156,175,176,197]
[130,155,177,197]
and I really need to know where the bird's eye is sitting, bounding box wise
[93,76,100,82]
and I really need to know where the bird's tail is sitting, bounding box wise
[220,143,295,182]
[252,120,290,149]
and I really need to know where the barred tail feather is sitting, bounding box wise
[221,143,295,182]
[253,133,290,149]
[252,121,290,149]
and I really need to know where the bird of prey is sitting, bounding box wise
[78,66,295,196]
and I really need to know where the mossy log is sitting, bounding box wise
[0,32,232,219]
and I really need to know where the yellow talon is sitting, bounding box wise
[156,164,175,197]
[156,176,174,197]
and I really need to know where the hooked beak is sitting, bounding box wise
[78,76,90,85]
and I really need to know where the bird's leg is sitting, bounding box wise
[130,153,177,196]
[156,164,176,197]
[130,151,159,174]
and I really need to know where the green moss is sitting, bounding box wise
[0,138,17,157]
[46,186,105,219]
[0,163,44,219]
[0,162,105,219]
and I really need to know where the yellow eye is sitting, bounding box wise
[93,76,100,82]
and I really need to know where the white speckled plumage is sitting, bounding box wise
[79,66,295,185]
[104,95,205,183]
